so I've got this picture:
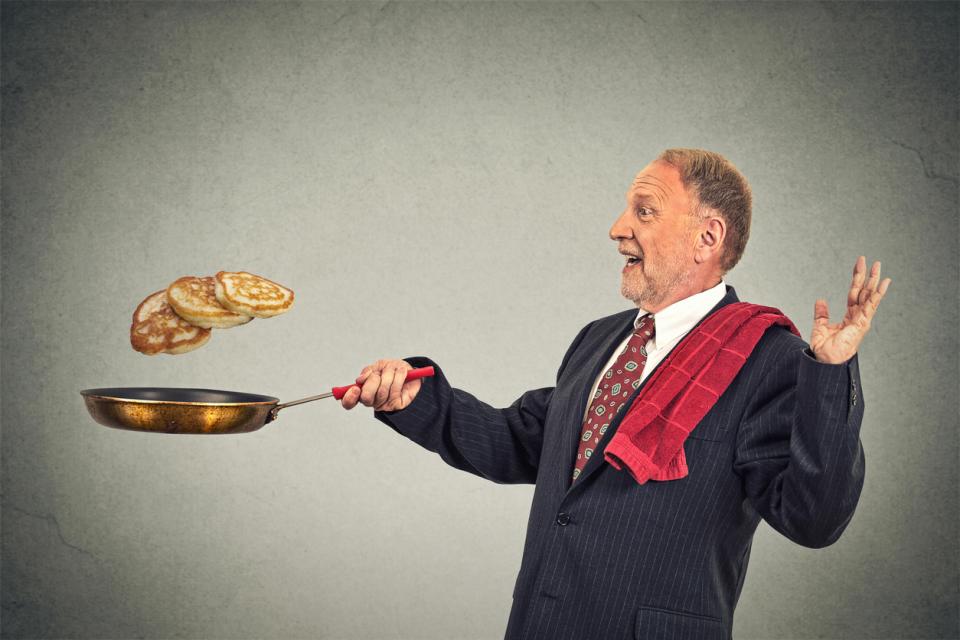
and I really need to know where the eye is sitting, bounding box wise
[634,206,653,218]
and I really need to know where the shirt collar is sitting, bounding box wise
[634,280,728,351]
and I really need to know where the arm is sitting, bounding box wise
[733,332,866,548]
[373,321,594,485]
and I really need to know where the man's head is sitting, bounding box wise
[609,148,752,312]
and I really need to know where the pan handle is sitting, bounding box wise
[332,365,435,401]
[265,366,436,423]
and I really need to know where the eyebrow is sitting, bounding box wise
[627,192,660,206]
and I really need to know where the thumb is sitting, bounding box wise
[814,299,830,328]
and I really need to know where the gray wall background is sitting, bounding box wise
[2,2,957,639]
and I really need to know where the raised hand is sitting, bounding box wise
[810,256,891,364]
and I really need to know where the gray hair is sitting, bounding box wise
[657,148,752,273]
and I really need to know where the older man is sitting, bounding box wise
[341,148,890,640]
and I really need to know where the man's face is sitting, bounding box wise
[610,160,700,310]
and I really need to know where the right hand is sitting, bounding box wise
[340,359,422,412]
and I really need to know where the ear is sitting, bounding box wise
[693,213,726,266]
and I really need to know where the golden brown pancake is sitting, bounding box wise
[130,290,212,355]
[214,271,294,318]
[166,276,254,329]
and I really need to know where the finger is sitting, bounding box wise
[863,278,891,320]
[859,260,881,306]
[341,386,361,410]
[355,363,375,385]
[847,256,866,309]
[359,368,382,406]
[386,364,407,409]
[374,366,396,409]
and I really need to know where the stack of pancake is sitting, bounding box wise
[130,271,294,355]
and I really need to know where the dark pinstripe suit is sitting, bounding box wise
[375,285,865,639]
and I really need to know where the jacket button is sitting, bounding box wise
[556,512,570,526]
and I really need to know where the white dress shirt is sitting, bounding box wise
[582,280,728,424]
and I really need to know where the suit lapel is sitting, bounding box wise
[564,285,742,494]
[555,310,636,496]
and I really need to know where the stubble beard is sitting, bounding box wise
[620,254,693,310]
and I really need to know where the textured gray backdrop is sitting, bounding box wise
[2,2,957,639]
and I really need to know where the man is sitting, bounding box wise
[340,148,890,639]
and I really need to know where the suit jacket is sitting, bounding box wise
[374,285,865,640]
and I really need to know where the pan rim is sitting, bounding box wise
[80,387,279,405]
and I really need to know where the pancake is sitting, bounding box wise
[130,290,212,355]
[166,276,253,329]
[214,271,294,318]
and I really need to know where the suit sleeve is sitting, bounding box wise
[733,330,866,548]
[373,321,594,485]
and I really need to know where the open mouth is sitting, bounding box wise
[622,253,643,269]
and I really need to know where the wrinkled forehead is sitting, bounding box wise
[627,161,688,207]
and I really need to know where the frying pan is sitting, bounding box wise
[79,366,435,434]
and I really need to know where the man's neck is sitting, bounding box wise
[639,276,724,314]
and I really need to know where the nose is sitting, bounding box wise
[609,207,633,241]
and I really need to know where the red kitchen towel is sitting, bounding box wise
[603,302,800,484]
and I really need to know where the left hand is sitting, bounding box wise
[810,256,891,364]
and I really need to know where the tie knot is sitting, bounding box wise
[636,314,655,339]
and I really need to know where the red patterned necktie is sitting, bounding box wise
[571,314,655,483]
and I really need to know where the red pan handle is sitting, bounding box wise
[331,366,435,401]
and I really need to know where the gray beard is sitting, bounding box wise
[621,266,692,309]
